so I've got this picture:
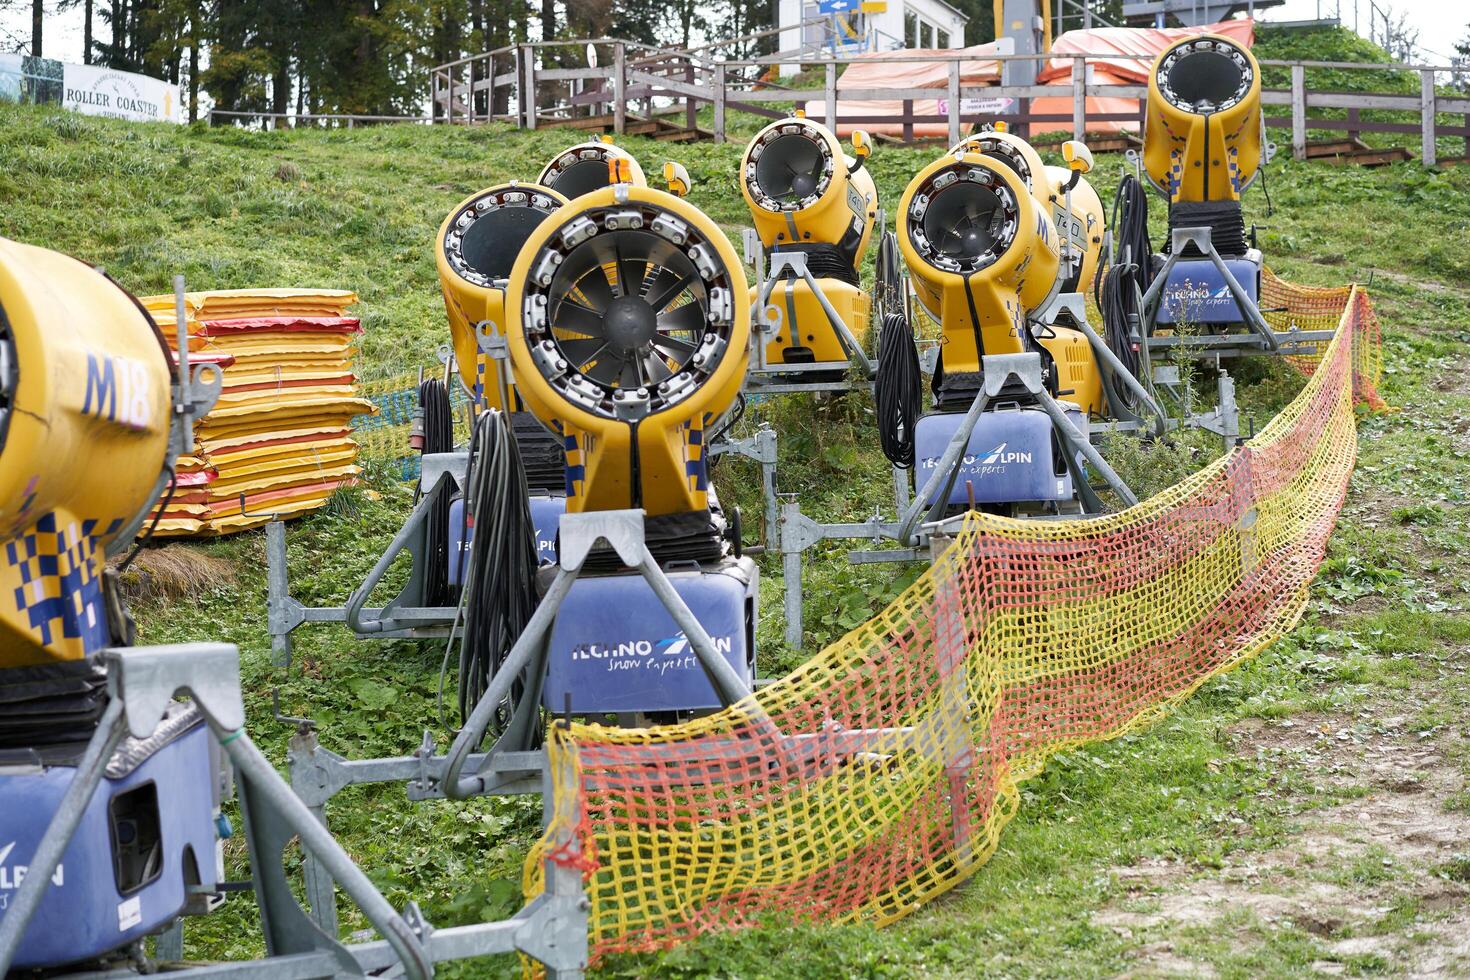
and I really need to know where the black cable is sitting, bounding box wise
[873,232,922,468]
[456,409,539,737]
[706,393,746,468]
[876,310,921,468]
[1095,173,1151,378]
[417,378,454,607]
[116,467,176,575]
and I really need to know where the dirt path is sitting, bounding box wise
[1090,349,1470,977]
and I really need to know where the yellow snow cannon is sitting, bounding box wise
[506,181,749,518]
[0,238,172,667]
[950,125,1105,295]
[741,116,878,368]
[1144,33,1263,204]
[536,136,647,200]
[437,181,568,410]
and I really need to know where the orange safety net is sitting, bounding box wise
[1261,268,1388,412]
[524,274,1384,963]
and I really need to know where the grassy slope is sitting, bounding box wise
[3,48,1470,976]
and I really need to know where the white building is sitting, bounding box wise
[776,0,970,75]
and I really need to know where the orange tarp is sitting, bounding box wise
[834,43,1002,92]
[808,20,1255,137]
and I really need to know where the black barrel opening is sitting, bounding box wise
[1166,49,1246,110]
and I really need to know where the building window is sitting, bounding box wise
[905,12,918,48]
[921,21,933,46]
[937,28,950,47]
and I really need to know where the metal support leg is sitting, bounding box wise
[1034,388,1140,509]
[1142,227,1279,353]
[897,387,993,544]
[709,425,778,551]
[1042,292,1168,435]
[634,545,754,705]
[154,919,184,961]
[751,251,875,379]
[266,520,295,667]
[224,730,432,980]
[289,730,341,938]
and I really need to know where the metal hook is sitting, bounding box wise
[271,688,316,734]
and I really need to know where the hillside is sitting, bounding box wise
[2,88,1470,976]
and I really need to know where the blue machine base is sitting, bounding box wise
[1155,256,1262,325]
[0,718,218,969]
[449,493,565,585]
[914,405,1081,506]
[543,557,758,715]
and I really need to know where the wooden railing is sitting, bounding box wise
[429,39,1470,165]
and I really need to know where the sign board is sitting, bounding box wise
[936,97,1016,116]
[61,64,179,123]
[818,0,862,12]
[0,54,21,102]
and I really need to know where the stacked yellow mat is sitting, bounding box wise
[140,289,375,536]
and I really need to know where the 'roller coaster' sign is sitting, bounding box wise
[0,55,178,123]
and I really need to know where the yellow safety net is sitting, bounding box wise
[524,274,1384,963]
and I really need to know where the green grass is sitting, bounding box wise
[4,52,1470,976]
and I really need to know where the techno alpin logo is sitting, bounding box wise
[920,442,1034,472]
[570,631,734,661]
[1168,283,1235,302]
[0,841,65,891]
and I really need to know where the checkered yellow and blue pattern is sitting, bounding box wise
[2,512,118,661]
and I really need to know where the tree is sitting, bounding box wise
[31,0,42,56]
[1453,24,1470,96]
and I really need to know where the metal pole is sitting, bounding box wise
[1291,64,1307,160]
[1421,68,1437,167]
[825,61,837,131]
[524,45,538,131]
[0,701,127,974]
[713,60,726,143]
[1071,56,1085,141]
[947,59,961,147]
[613,43,626,134]
[220,731,432,980]
[780,500,804,649]
[266,520,293,667]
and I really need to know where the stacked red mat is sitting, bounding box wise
[141,289,375,536]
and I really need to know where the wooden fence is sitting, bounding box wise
[429,39,1470,165]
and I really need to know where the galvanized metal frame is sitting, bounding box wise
[0,643,589,979]
[273,508,762,944]
[1141,225,1335,358]
[771,348,1140,648]
[743,233,874,396]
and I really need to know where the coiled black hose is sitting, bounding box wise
[417,378,454,607]
[876,310,921,468]
[873,232,922,468]
[1094,173,1152,380]
[456,410,539,737]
